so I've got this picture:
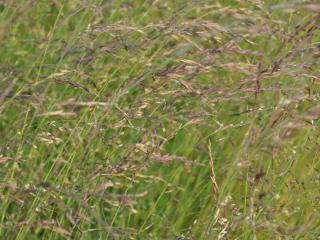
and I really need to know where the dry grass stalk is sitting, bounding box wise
[208,140,219,194]
[0,156,12,164]
[37,110,77,117]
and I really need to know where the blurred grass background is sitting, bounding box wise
[1,0,320,239]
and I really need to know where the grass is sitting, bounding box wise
[1,0,320,239]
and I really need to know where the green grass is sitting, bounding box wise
[1,0,320,239]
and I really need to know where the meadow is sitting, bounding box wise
[0,0,320,239]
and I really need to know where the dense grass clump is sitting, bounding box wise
[1,1,320,239]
